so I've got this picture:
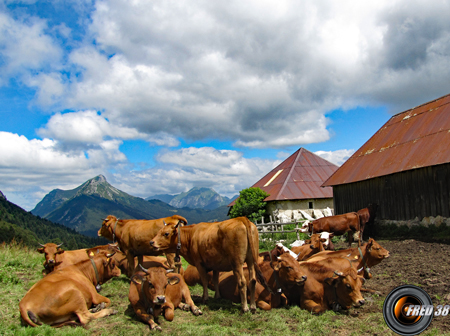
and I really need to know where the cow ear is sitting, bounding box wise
[168,276,180,286]
[131,274,144,285]
[57,249,65,254]
[271,258,281,271]
[367,239,373,252]
[37,248,44,253]
[324,277,337,286]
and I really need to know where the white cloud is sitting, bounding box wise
[0,131,126,210]
[315,149,355,166]
[38,110,179,147]
[0,11,62,85]
[114,147,281,199]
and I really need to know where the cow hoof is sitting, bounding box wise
[179,303,190,311]
[110,309,119,315]
[193,307,202,316]
[250,307,257,314]
[90,302,106,313]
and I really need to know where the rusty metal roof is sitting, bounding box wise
[229,148,338,206]
[323,93,450,187]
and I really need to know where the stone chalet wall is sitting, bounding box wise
[266,198,334,223]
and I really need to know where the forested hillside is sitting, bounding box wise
[0,197,106,249]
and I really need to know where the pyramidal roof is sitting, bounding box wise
[231,148,338,205]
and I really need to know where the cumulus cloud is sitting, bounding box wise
[315,149,355,166]
[0,10,62,85]
[113,147,282,199]
[0,131,126,209]
[38,110,179,147]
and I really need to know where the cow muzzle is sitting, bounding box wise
[354,299,365,307]
[154,295,166,304]
[149,240,159,251]
[296,275,307,285]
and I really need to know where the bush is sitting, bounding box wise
[229,187,269,223]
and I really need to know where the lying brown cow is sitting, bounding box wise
[294,263,366,314]
[291,234,326,261]
[98,215,187,277]
[128,261,202,331]
[37,242,64,274]
[216,251,307,310]
[304,238,390,279]
[300,212,361,246]
[38,243,119,275]
[19,250,120,327]
[150,216,271,313]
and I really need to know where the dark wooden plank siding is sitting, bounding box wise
[333,163,450,220]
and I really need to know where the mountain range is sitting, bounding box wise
[146,187,237,210]
[31,175,231,237]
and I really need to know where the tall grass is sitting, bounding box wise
[0,241,445,335]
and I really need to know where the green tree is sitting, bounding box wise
[229,187,269,222]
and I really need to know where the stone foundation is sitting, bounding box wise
[377,216,450,228]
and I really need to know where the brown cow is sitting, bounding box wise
[98,215,187,277]
[39,243,119,275]
[215,251,308,310]
[299,212,361,246]
[37,242,64,274]
[128,261,202,331]
[357,204,378,241]
[291,234,326,261]
[304,238,390,279]
[294,263,366,314]
[19,250,120,327]
[150,217,270,313]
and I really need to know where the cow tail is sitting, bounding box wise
[244,217,274,295]
[19,304,39,327]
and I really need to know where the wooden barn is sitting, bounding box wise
[230,147,339,222]
[323,93,450,223]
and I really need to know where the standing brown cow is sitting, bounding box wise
[150,217,271,313]
[98,215,187,277]
[19,250,120,327]
[299,212,361,246]
[128,260,202,331]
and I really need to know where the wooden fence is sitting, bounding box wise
[254,216,307,241]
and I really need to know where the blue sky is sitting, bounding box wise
[1,0,450,210]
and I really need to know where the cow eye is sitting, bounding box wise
[346,284,352,289]
[164,232,170,237]
[285,266,292,270]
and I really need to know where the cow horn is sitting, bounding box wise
[38,243,46,247]
[166,269,174,273]
[106,251,116,258]
[57,243,63,247]
[139,264,149,274]
[163,220,167,226]
[334,271,343,277]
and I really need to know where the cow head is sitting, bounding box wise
[271,252,307,286]
[298,220,310,233]
[366,238,390,265]
[132,265,180,306]
[319,232,333,249]
[97,215,118,240]
[94,250,122,281]
[324,268,365,310]
[37,243,64,268]
[149,221,180,252]
[85,244,121,259]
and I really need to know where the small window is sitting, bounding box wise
[308,202,313,209]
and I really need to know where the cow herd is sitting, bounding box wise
[18,208,390,331]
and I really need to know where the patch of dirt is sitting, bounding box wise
[340,239,450,333]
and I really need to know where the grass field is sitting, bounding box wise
[0,240,444,336]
